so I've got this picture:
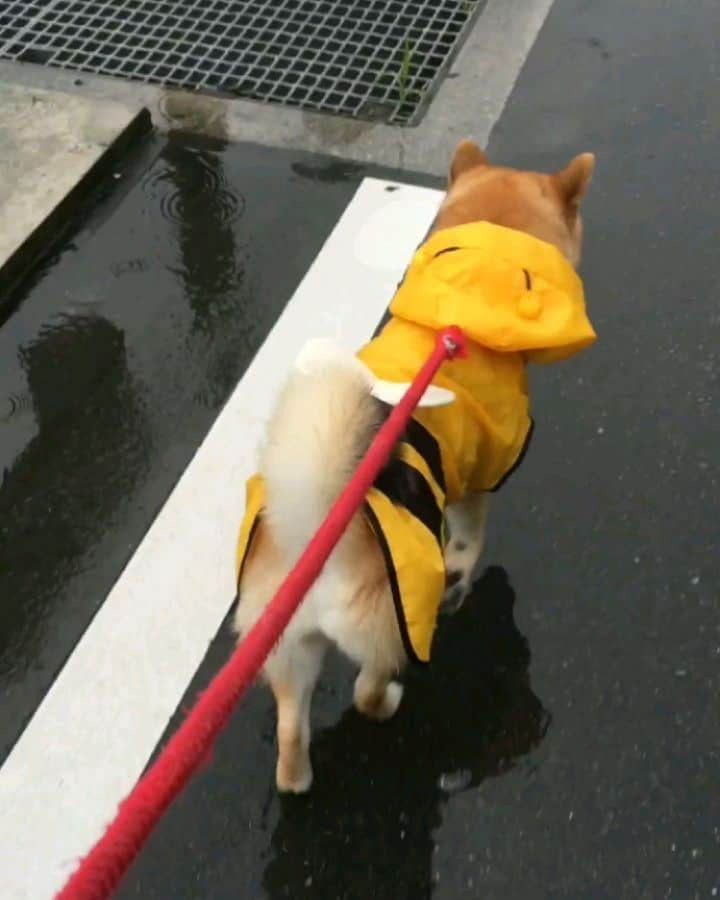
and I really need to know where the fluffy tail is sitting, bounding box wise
[259,354,382,562]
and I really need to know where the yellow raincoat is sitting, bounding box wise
[236,222,596,663]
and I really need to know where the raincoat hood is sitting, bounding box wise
[389,220,596,362]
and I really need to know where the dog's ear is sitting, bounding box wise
[449,139,489,186]
[372,379,455,408]
[553,153,595,210]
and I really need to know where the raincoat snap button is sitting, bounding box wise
[518,293,542,319]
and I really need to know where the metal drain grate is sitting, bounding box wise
[0,0,483,125]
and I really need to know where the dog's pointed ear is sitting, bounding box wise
[553,153,595,210]
[449,139,489,186]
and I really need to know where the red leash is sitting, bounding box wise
[56,327,466,900]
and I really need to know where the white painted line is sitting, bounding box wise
[0,177,443,900]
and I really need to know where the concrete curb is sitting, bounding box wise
[0,85,152,314]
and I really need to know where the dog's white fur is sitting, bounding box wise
[234,141,594,792]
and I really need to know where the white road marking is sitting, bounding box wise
[0,178,443,900]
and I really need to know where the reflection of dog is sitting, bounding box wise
[234,140,595,792]
[262,568,549,899]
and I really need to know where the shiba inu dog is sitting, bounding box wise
[234,140,596,792]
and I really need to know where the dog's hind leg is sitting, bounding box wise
[265,632,328,794]
[443,491,490,608]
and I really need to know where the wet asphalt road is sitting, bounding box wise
[2,0,719,896]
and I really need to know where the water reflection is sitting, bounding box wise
[291,160,364,183]
[263,567,549,900]
[143,137,249,410]
[148,138,246,337]
[0,315,148,684]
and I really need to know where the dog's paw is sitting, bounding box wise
[442,569,471,612]
[354,678,404,721]
[443,540,478,610]
[276,758,313,794]
[377,681,404,720]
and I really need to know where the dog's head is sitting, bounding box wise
[435,139,595,267]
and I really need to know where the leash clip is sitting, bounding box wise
[440,326,467,359]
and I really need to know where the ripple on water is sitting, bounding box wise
[142,153,245,228]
